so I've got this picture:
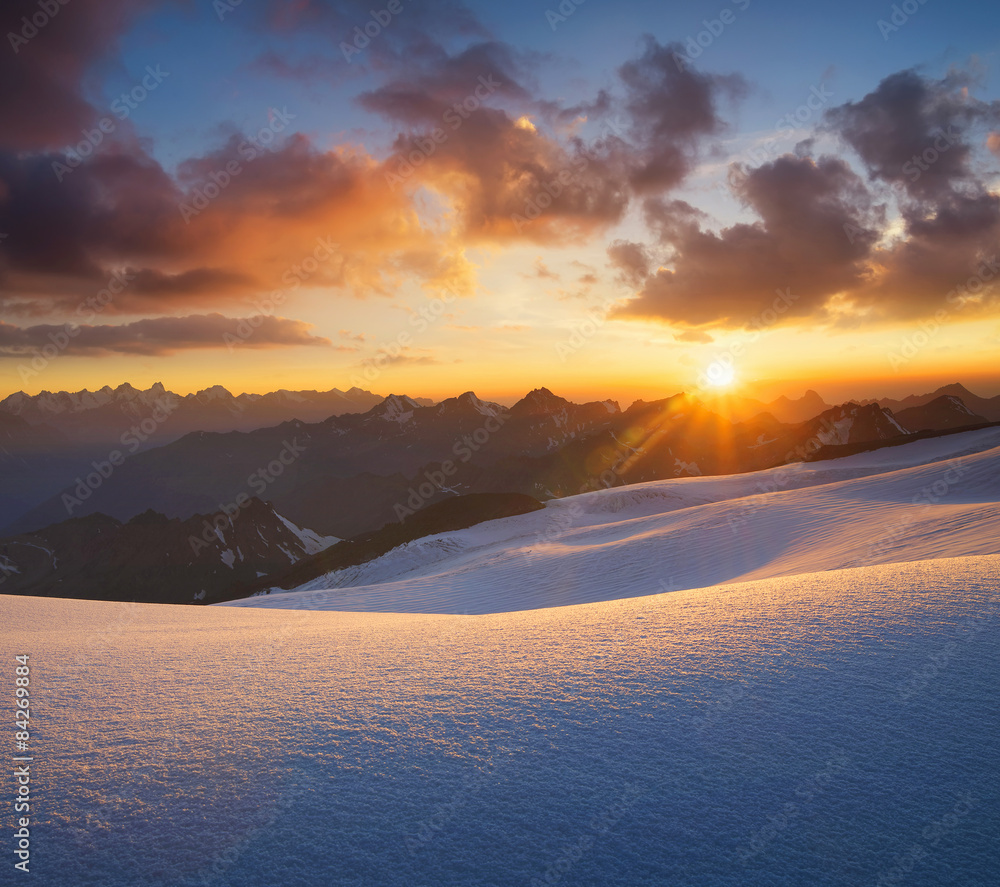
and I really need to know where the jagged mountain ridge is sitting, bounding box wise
[7,387,626,536]
[8,386,947,540]
[893,395,988,432]
[0,497,336,604]
[0,382,435,528]
[0,382,434,443]
[869,383,1000,422]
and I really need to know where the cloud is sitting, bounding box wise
[523,258,558,280]
[0,314,331,357]
[615,36,746,193]
[610,69,1000,330]
[363,37,743,243]
[0,0,171,152]
[0,23,750,328]
[614,155,881,327]
[825,69,1000,202]
[252,0,488,75]
[607,240,653,287]
[0,129,477,317]
[674,329,714,344]
[824,70,1000,319]
[358,347,440,366]
[364,44,630,241]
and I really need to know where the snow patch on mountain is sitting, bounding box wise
[275,513,339,554]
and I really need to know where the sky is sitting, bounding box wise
[1,0,999,406]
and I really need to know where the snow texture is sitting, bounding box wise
[2,557,999,886]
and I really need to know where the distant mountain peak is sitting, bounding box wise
[370,394,422,423]
[435,391,507,419]
[511,387,570,415]
[194,385,234,402]
[937,382,976,398]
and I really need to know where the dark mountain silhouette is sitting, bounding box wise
[0,382,432,529]
[0,382,428,445]
[872,383,1000,422]
[6,381,994,547]
[6,388,624,535]
[701,389,832,424]
[893,395,987,432]
[0,497,335,604]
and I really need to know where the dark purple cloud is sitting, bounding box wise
[0,313,332,357]
[614,155,882,326]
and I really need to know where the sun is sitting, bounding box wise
[704,360,737,388]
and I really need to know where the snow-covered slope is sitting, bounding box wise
[5,556,999,886]
[222,426,1000,614]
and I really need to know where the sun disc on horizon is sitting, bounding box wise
[705,360,737,388]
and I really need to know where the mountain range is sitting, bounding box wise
[6,384,992,539]
[1,379,996,604]
[869,383,1000,421]
[0,382,429,528]
[0,497,336,604]
[0,382,431,444]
